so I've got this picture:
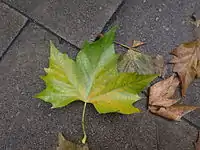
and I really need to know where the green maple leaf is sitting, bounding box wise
[35,27,157,143]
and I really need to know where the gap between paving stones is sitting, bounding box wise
[0,2,27,59]
[0,0,125,62]
[0,20,29,62]
[2,0,124,47]
[100,0,125,34]
[182,118,200,130]
[1,1,80,50]
[1,0,125,50]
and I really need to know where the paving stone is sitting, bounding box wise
[183,79,200,128]
[0,22,79,150]
[152,116,197,150]
[0,2,27,58]
[0,22,198,150]
[3,0,123,47]
[108,0,200,128]
[184,9,200,127]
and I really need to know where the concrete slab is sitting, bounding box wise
[183,9,200,129]
[153,115,197,150]
[0,2,27,58]
[3,0,123,47]
[183,80,200,128]
[0,22,198,150]
[0,22,79,150]
[108,0,200,128]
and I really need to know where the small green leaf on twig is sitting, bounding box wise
[116,40,164,76]
[118,49,164,75]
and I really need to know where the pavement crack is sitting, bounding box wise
[0,20,29,62]
[182,117,200,130]
[1,1,80,50]
[100,0,125,34]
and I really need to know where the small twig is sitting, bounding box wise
[114,41,140,52]
[114,41,130,49]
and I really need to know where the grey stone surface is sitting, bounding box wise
[0,22,79,150]
[152,115,197,150]
[183,79,200,128]
[0,22,198,150]
[108,0,200,128]
[3,0,123,47]
[0,2,27,58]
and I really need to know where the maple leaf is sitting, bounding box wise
[149,75,198,121]
[36,27,157,114]
[170,39,200,95]
[35,27,157,143]
[57,133,89,150]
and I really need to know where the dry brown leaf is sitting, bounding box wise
[149,75,179,107]
[131,40,145,48]
[57,133,89,150]
[170,39,200,96]
[149,75,199,121]
[149,104,198,121]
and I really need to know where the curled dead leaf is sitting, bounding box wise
[149,75,199,121]
[149,104,198,121]
[149,75,179,107]
[170,39,200,96]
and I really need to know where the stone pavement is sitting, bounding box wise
[0,0,200,149]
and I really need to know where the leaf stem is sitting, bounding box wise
[81,102,87,144]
